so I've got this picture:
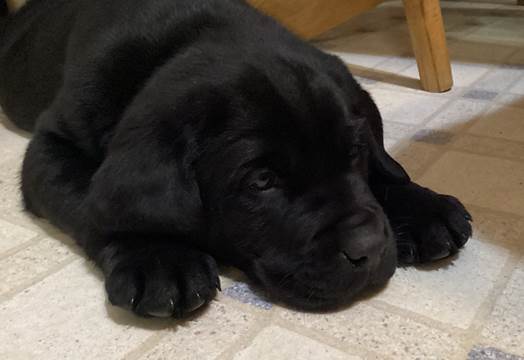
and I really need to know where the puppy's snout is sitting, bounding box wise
[337,209,388,267]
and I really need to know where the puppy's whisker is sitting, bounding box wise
[392,225,412,231]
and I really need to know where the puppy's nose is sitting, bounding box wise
[338,209,387,268]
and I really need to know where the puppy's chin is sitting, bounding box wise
[246,241,398,311]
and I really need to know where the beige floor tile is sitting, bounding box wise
[373,56,416,74]
[452,133,524,162]
[369,89,449,125]
[0,158,54,232]
[382,121,417,142]
[0,236,77,297]
[465,18,524,47]
[402,62,490,88]
[384,138,407,153]
[323,49,390,69]
[316,2,404,40]
[440,1,507,10]
[494,93,524,109]
[0,157,23,213]
[0,260,172,360]
[450,62,492,88]
[506,48,524,66]
[507,76,524,95]
[472,67,524,93]
[278,303,461,360]
[319,27,412,70]
[468,105,524,143]
[447,40,517,64]
[481,259,524,355]
[139,300,258,360]
[348,30,412,57]
[468,207,524,246]
[0,126,29,162]
[0,218,37,254]
[425,99,490,132]
[374,239,511,329]
[234,326,360,360]
[318,34,391,69]
[376,81,466,99]
[419,151,524,217]
[389,142,441,179]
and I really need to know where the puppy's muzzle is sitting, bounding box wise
[335,208,389,269]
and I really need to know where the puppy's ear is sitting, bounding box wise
[365,124,410,184]
[87,126,203,235]
[356,90,410,185]
[86,90,219,236]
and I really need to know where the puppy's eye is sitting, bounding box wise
[249,169,278,191]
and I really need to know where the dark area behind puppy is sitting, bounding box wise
[0,0,472,318]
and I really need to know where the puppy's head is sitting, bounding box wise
[174,54,410,310]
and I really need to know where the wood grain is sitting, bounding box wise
[6,0,25,13]
[247,0,383,39]
[402,0,453,92]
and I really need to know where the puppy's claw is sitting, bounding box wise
[397,243,417,264]
[185,292,206,313]
[146,298,175,318]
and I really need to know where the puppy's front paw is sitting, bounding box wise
[380,183,472,265]
[103,243,220,318]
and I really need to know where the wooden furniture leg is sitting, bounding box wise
[248,0,383,39]
[403,0,453,92]
[6,0,25,13]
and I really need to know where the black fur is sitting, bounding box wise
[0,0,472,317]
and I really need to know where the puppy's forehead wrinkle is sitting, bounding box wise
[235,60,349,130]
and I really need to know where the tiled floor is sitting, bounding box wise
[1,1,523,359]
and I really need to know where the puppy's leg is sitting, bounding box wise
[23,107,219,318]
[100,237,219,318]
[359,89,472,264]
[372,182,472,264]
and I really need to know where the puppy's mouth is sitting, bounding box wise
[246,240,397,311]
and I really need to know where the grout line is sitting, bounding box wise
[0,212,60,237]
[122,330,171,360]
[270,311,388,360]
[0,232,43,261]
[369,298,470,338]
[123,295,270,360]
[407,66,524,181]
[0,255,79,303]
[457,253,522,359]
[382,93,463,177]
[215,305,271,360]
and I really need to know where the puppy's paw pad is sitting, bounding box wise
[440,195,473,248]
[387,185,472,265]
[105,249,219,318]
[397,224,459,264]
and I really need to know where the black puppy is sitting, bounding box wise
[0,0,472,317]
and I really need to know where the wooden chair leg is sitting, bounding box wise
[402,0,453,92]
[6,0,25,13]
